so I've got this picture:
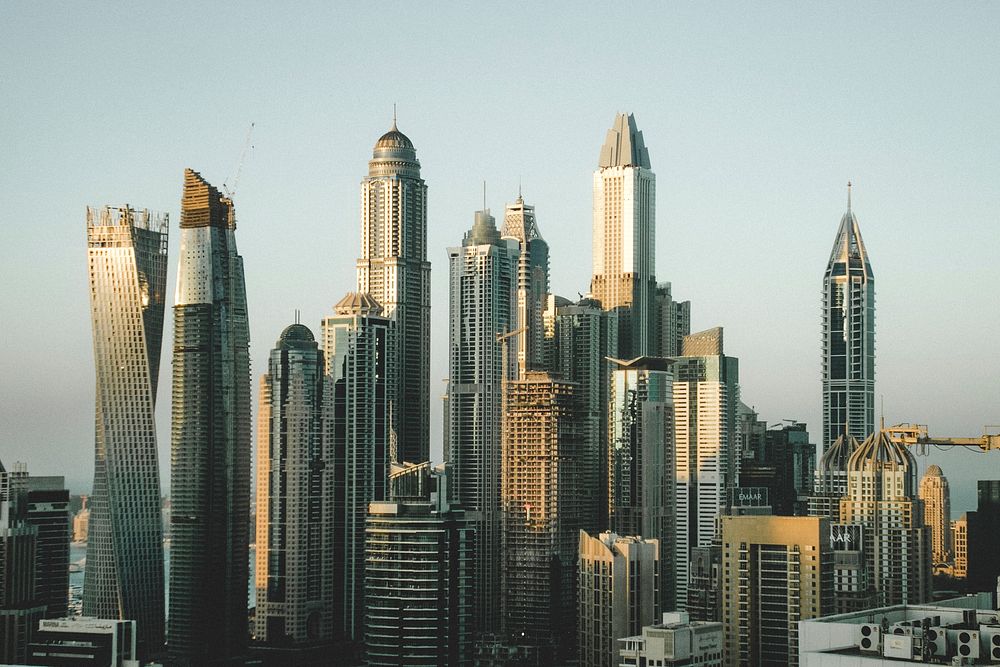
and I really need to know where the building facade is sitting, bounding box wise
[500,195,549,375]
[23,477,69,619]
[720,515,834,667]
[356,121,430,465]
[255,324,333,643]
[918,464,952,564]
[578,531,659,667]
[966,480,1000,594]
[365,463,474,666]
[322,292,390,641]
[85,204,167,654]
[821,183,875,450]
[446,207,518,637]
[618,612,723,667]
[654,282,690,357]
[169,169,252,665]
[591,112,657,358]
[952,513,967,578]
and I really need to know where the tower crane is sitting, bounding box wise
[884,423,1000,454]
[223,122,255,199]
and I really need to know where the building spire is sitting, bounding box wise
[847,180,852,213]
[392,103,397,131]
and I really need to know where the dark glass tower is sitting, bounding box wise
[168,169,251,665]
[822,183,875,450]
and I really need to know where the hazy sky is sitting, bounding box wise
[2,2,997,514]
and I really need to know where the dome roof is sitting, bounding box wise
[279,323,314,343]
[374,122,413,151]
[847,428,915,473]
[924,464,944,477]
[818,432,861,473]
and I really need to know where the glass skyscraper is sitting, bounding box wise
[822,183,875,450]
[85,205,167,655]
[168,169,252,665]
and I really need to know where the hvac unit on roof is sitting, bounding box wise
[859,623,882,652]
[980,624,1000,663]
[950,629,980,660]
[926,627,950,657]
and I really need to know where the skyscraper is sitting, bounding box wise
[85,204,167,654]
[672,327,739,608]
[322,291,390,641]
[446,207,518,636]
[918,464,952,565]
[501,371,587,662]
[654,282,690,357]
[255,324,333,643]
[591,112,656,358]
[169,169,252,665]
[500,195,549,374]
[821,183,875,450]
[23,476,69,619]
[608,357,675,610]
[356,121,430,465]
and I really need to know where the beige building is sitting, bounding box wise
[72,496,89,543]
[578,531,659,667]
[918,464,952,564]
[720,515,834,667]
[618,612,723,667]
[952,512,968,578]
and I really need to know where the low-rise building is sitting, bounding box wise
[618,612,723,666]
[27,616,138,667]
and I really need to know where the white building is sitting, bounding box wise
[618,612,723,667]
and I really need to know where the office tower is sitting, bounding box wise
[686,546,722,622]
[966,481,1000,594]
[808,431,861,518]
[85,204,167,653]
[618,612,723,667]
[24,477,69,619]
[0,461,46,664]
[918,464,952,564]
[827,522,876,614]
[446,208,518,636]
[591,112,656,358]
[840,428,931,606]
[654,282,690,357]
[169,169,252,665]
[952,513,968,578]
[720,515,834,667]
[356,120,429,465]
[500,195,549,375]
[322,292,390,641]
[365,463,474,666]
[550,296,617,530]
[255,324,333,643]
[578,531,659,667]
[27,617,137,667]
[739,422,814,516]
[608,357,675,609]
[672,327,739,608]
[501,371,586,662]
[821,183,875,450]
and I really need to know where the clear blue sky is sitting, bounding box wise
[2,2,998,514]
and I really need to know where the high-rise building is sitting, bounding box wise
[85,204,167,654]
[356,121,430,465]
[169,169,252,665]
[654,282,690,357]
[739,422,814,516]
[952,513,968,579]
[966,481,1000,595]
[608,357,675,609]
[578,531,659,667]
[685,546,722,622]
[840,427,931,606]
[918,464,952,565]
[618,612,723,667]
[23,477,69,619]
[672,327,739,607]
[500,195,549,375]
[322,291,390,641]
[255,324,333,643]
[501,371,587,662]
[591,112,656,359]
[365,463,474,666]
[821,183,875,450]
[808,432,861,518]
[446,208,518,636]
[720,515,834,667]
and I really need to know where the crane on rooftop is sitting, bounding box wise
[223,122,254,199]
[884,423,1000,454]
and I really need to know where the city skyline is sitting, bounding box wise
[2,4,999,518]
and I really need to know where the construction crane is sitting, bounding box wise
[223,122,255,199]
[884,423,1000,454]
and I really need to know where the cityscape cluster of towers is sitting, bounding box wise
[0,111,993,667]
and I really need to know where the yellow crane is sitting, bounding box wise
[884,423,1000,454]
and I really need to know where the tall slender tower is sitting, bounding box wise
[500,195,549,375]
[918,464,952,564]
[169,169,252,665]
[255,324,333,643]
[822,183,875,450]
[446,207,518,635]
[85,205,167,655]
[591,112,656,358]
[356,121,430,465]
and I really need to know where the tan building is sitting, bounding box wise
[918,464,952,564]
[578,531,659,667]
[720,515,834,667]
[72,496,89,543]
[952,512,968,578]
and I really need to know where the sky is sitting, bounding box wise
[1,2,998,515]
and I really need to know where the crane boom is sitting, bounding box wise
[223,122,255,198]
[885,423,1000,452]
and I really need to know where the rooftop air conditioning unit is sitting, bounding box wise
[980,624,1000,663]
[927,627,950,657]
[884,632,914,660]
[951,629,980,660]
[860,623,882,652]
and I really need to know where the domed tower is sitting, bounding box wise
[808,431,862,517]
[840,427,931,606]
[356,119,430,466]
[918,464,952,564]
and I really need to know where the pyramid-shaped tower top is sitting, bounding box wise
[826,181,874,279]
[598,112,651,169]
[334,291,383,316]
